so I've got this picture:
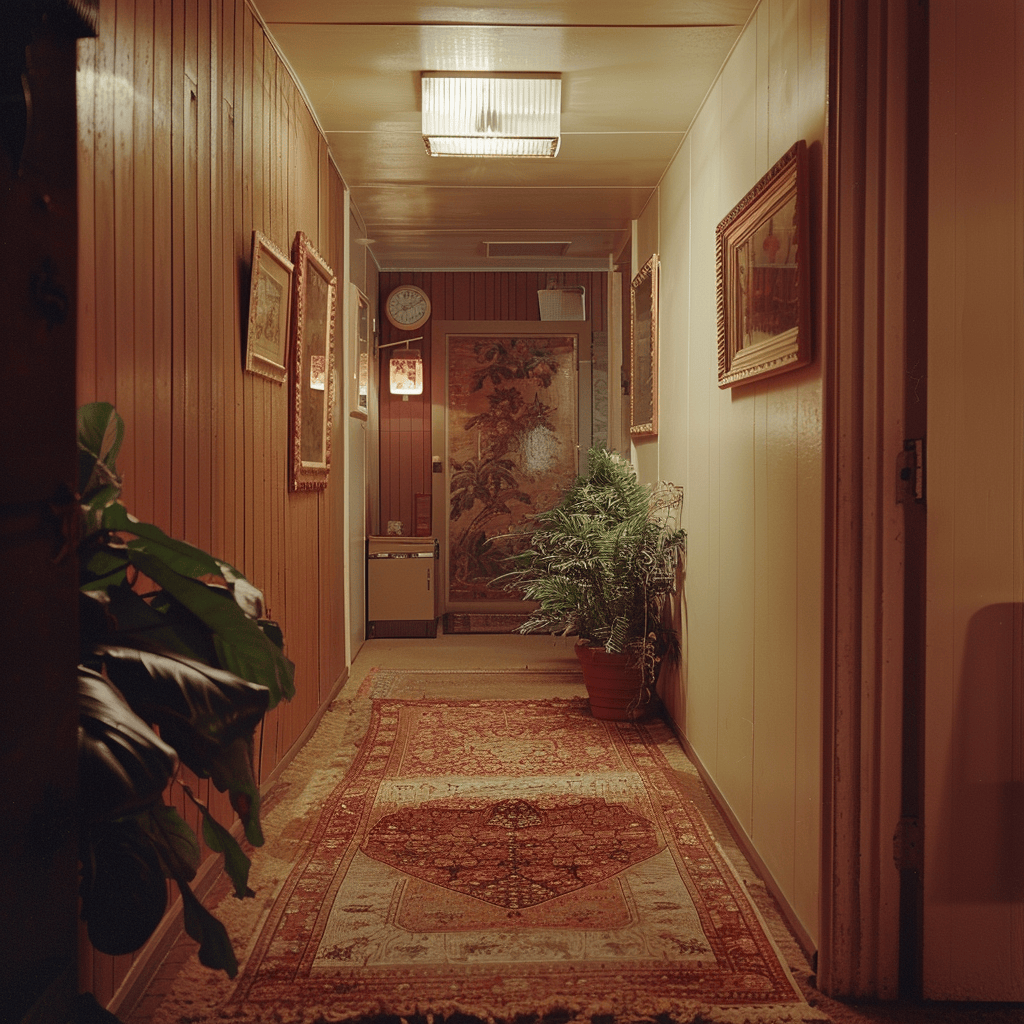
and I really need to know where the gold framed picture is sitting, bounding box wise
[717,140,811,388]
[289,231,337,491]
[245,231,292,383]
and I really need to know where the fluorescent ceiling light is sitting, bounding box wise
[422,73,561,158]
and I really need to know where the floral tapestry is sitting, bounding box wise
[447,335,578,604]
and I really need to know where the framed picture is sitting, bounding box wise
[289,231,337,491]
[630,254,659,437]
[717,139,811,388]
[245,231,293,383]
[350,284,370,420]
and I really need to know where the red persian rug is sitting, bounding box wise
[143,698,822,1024]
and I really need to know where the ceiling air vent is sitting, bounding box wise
[485,241,572,259]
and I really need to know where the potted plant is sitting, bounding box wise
[500,446,686,720]
[75,402,295,985]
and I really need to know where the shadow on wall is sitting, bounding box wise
[931,602,1024,902]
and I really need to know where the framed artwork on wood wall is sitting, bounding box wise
[289,231,337,491]
[245,230,292,383]
[630,254,659,437]
[351,284,370,421]
[716,139,811,388]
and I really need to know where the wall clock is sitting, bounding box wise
[385,284,431,330]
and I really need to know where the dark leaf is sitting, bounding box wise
[96,645,269,804]
[183,784,255,897]
[179,881,239,978]
[80,818,168,956]
[137,802,202,883]
[257,618,285,650]
[88,581,213,664]
[77,666,178,822]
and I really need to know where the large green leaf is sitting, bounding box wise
[77,403,125,532]
[102,502,223,580]
[183,783,255,897]
[77,666,179,823]
[138,802,203,883]
[179,881,239,978]
[124,548,295,706]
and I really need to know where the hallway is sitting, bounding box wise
[116,634,1020,1024]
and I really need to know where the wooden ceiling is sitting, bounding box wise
[253,1,758,271]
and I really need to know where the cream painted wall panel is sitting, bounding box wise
[926,0,1024,998]
[681,91,725,780]
[646,0,826,946]
[767,0,800,163]
[657,138,691,730]
[794,371,823,930]
[711,27,760,833]
[715,387,756,827]
[755,386,801,892]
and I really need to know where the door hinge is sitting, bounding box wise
[897,438,925,503]
[893,816,923,872]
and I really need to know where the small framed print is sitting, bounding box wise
[289,231,337,491]
[717,140,812,388]
[245,231,293,383]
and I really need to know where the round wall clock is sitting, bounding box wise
[385,284,431,330]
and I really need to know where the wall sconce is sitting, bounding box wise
[421,72,561,158]
[379,337,424,398]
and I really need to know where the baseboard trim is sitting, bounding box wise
[106,666,350,1017]
[666,718,818,964]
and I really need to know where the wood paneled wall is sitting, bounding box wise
[376,271,608,534]
[75,0,348,1004]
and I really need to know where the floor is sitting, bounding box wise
[123,633,1023,1024]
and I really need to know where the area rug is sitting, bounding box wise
[149,696,822,1024]
[358,667,586,699]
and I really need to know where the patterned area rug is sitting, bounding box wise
[141,695,823,1024]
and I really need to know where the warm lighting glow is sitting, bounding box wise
[389,351,424,395]
[422,73,561,158]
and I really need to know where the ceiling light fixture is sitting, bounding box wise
[421,72,561,158]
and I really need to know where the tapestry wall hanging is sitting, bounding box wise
[446,334,578,604]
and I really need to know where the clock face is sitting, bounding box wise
[386,285,430,330]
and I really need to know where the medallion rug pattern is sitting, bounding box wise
[139,697,821,1023]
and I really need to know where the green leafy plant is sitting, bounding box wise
[499,446,686,695]
[76,402,295,978]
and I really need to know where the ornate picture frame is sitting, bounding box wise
[245,230,292,383]
[350,284,370,421]
[630,254,658,437]
[289,231,337,492]
[717,140,811,388]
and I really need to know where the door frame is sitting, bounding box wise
[819,0,928,999]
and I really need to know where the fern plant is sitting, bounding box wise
[500,446,686,689]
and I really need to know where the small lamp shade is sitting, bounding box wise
[389,350,423,395]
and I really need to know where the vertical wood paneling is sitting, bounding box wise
[76,0,349,1004]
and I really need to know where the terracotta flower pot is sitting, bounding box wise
[574,641,653,721]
